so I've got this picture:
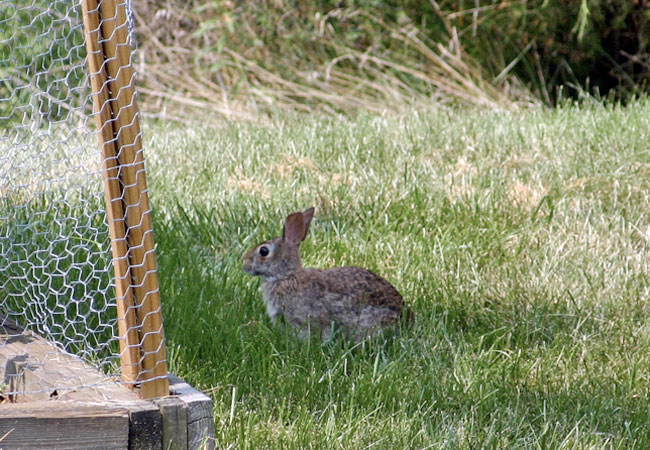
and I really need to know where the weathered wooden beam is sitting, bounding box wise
[0,323,163,449]
[128,402,164,450]
[168,374,216,450]
[0,402,129,450]
[0,324,140,404]
[0,323,209,449]
[155,396,188,450]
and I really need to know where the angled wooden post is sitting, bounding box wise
[81,0,169,399]
[81,0,141,389]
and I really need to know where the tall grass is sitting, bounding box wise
[135,1,650,120]
[135,1,537,121]
[146,99,650,448]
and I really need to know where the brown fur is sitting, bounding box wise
[243,207,412,342]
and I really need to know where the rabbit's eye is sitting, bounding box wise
[259,245,270,257]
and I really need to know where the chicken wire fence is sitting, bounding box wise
[0,0,168,401]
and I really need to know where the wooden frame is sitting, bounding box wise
[81,0,169,399]
[0,319,215,449]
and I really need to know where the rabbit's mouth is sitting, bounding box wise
[243,262,260,276]
[243,264,278,282]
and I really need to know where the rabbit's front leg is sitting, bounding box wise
[262,289,282,323]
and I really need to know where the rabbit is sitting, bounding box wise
[243,207,412,342]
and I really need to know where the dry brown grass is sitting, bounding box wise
[134,1,537,121]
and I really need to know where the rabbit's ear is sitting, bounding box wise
[283,211,306,245]
[302,207,315,234]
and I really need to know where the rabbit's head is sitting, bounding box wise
[243,207,315,281]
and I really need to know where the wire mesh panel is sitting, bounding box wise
[0,0,168,401]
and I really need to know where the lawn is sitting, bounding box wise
[146,100,650,449]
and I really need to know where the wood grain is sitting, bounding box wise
[1,323,144,404]
[0,402,129,449]
[81,0,141,387]
[81,0,168,398]
[169,375,216,450]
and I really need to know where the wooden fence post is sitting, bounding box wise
[81,0,169,399]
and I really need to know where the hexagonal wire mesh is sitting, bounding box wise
[0,0,167,401]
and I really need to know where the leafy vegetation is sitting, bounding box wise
[146,99,650,448]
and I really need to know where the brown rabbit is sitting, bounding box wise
[243,207,412,342]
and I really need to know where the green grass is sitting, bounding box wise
[145,100,650,449]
